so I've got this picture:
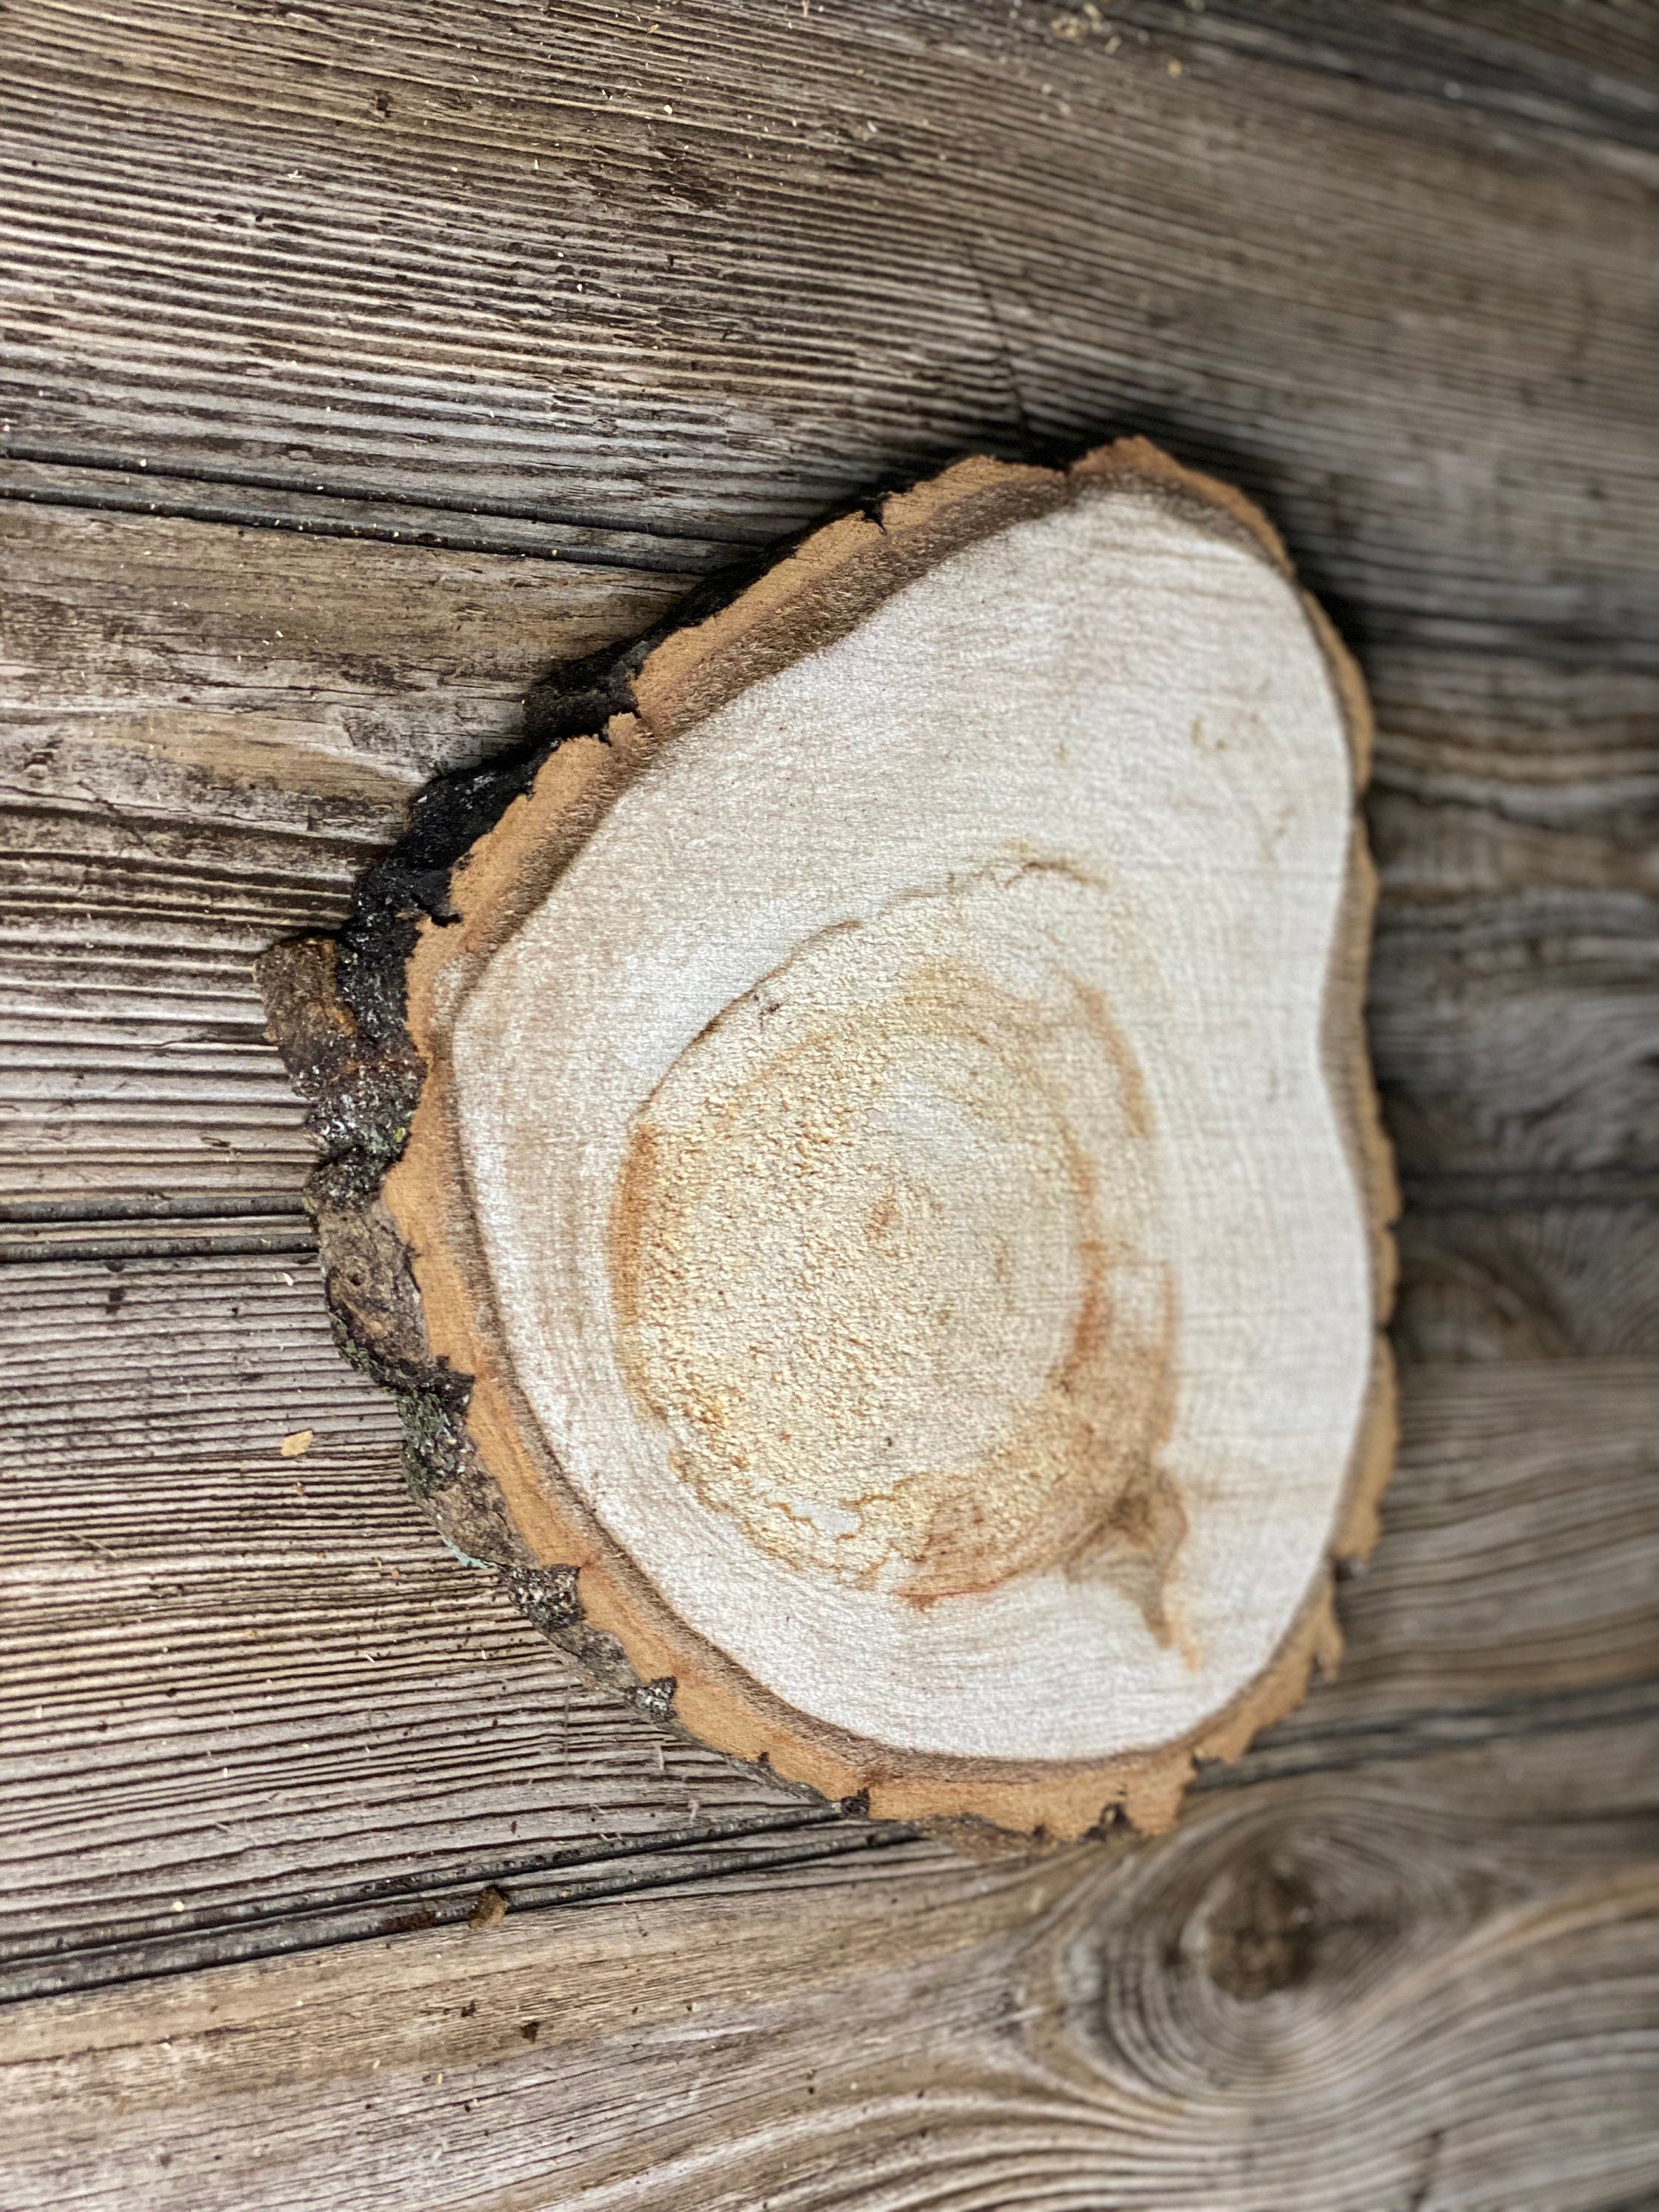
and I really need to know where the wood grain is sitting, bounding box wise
[0,1252,824,1997]
[1,1231,1652,1994]
[5,501,1654,1317]
[0,501,693,1203]
[0,0,1655,2199]
[2,1717,1654,2211]
[1394,1201,1659,1363]
[2,0,1655,640]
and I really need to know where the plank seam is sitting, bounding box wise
[0,1821,921,2007]
[0,452,742,574]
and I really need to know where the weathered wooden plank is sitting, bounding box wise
[1064,1,1659,139]
[2,0,1655,646]
[2,1714,1654,2212]
[1394,1203,1659,1361]
[6,497,1654,1224]
[0,0,1650,2199]
[1366,643,1659,1194]
[0,499,691,818]
[0,1253,820,1997]
[1,1225,1652,1994]
[1372,896,1659,1175]
[0,454,736,570]
[0,501,694,1200]
[1284,1358,1659,1721]
[6,872,1650,1270]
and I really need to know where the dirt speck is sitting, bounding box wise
[468,1885,509,1931]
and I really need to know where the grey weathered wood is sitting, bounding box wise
[0,1251,823,1997]
[0,501,692,1203]
[0,0,1655,2200]
[2,1717,1655,2212]
[0,454,735,570]
[2,0,1656,640]
[1394,1203,1659,1362]
[5,502,1655,1296]
[1,1229,1652,1994]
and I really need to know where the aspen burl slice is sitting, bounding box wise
[260,440,1397,1837]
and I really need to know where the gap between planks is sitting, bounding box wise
[4,1172,1658,1266]
[0,456,744,573]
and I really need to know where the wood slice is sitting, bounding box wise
[259,439,1398,1837]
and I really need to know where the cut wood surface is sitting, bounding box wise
[269,441,1394,1834]
[1,0,1656,2202]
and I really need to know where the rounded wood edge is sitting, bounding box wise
[375,437,1397,1839]
[630,454,1068,741]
